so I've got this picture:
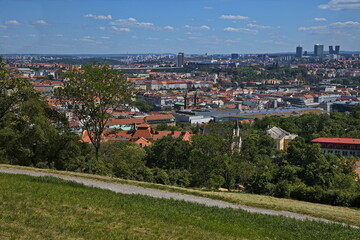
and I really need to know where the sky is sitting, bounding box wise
[0,0,359,54]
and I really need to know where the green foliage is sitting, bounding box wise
[0,59,39,119]
[55,63,135,160]
[145,135,192,170]
[231,66,309,84]
[0,58,91,172]
[134,99,153,113]
[99,141,148,180]
[154,123,183,131]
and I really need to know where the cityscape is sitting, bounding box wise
[1,0,360,239]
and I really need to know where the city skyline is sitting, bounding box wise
[1,0,360,54]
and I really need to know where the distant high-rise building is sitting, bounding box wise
[314,44,324,57]
[296,46,303,58]
[329,46,334,54]
[231,53,239,60]
[335,45,340,55]
[176,52,185,68]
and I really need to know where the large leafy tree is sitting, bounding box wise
[0,58,84,168]
[0,57,37,119]
[55,63,134,160]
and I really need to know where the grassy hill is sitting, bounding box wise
[1,164,360,227]
[1,173,359,239]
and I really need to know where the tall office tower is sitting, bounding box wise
[296,46,303,58]
[314,44,324,57]
[176,52,185,68]
[329,46,334,54]
[335,45,340,55]
[231,53,239,60]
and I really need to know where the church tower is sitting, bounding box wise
[184,91,188,109]
[231,120,242,152]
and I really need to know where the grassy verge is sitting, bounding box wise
[1,173,360,240]
[1,164,360,227]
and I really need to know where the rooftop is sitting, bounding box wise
[311,137,360,145]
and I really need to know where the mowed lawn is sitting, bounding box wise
[0,173,359,240]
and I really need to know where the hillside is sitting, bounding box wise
[1,164,360,227]
[1,171,360,239]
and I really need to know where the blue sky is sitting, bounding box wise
[0,0,359,54]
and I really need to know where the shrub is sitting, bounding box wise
[152,168,170,185]
[273,180,291,198]
[168,169,192,187]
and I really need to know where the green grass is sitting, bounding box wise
[1,164,360,227]
[0,173,360,240]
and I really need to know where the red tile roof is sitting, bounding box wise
[311,137,360,145]
[106,118,145,126]
[145,114,175,120]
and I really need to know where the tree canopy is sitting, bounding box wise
[55,63,135,160]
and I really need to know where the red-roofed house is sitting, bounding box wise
[311,137,360,158]
[82,124,192,147]
[144,114,176,126]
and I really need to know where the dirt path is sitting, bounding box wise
[1,167,358,229]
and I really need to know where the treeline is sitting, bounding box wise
[230,66,309,84]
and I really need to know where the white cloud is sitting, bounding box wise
[184,25,211,30]
[101,36,110,39]
[4,20,20,25]
[111,18,158,30]
[319,0,360,10]
[31,20,48,25]
[247,23,272,29]
[314,17,327,22]
[188,36,200,40]
[220,15,249,20]
[111,26,131,32]
[224,27,258,34]
[0,35,9,38]
[331,20,360,26]
[204,6,214,10]
[299,21,360,31]
[225,38,242,43]
[74,36,94,42]
[28,34,36,37]
[56,34,63,37]
[131,36,138,39]
[73,36,103,44]
[146,37,159,40]
[84,14,112,20]
[99,27,106,31]
[0,25,7,29]
[164,25,174,30]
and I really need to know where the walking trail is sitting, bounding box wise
[0,166,358,229]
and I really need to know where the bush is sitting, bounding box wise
[208,174,225,189]
[321,190,355,206]
[152,168,170,185]
[273,180,291,198]
[289,183,312,202]
[168,169,192,187]
[350,194,360,208]
[245,170,274,194]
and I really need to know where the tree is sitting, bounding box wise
[55,63,134,160]
[99,141,148,180]
[145,135,192,170]
[0,58,37,119]
[134,99,153,113]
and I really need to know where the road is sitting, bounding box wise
[0,166,358,229]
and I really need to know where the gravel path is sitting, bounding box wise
[1,167,358,229]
